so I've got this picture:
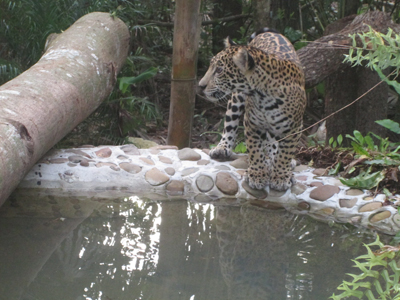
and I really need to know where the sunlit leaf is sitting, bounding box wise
[374,66,400,94]
[351,142,370,157]
[328,162,341,175]
[364,135,375,150]
[375,119,400,134]
[353,130,364,145]
[234,142,247,153]
[340,169,384,189]
[337,134,343,146]
[119,67,158,93]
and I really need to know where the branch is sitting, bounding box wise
[137,14,251,28]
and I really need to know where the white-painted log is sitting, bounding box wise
[11,145,400,235]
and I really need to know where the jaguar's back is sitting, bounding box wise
[249,28,301,65]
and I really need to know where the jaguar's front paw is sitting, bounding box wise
[269,175,293,191]
[209,146,232,160]
[245,169,269,190]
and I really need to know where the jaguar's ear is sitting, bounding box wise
[233,48,255,74]
[223,36,237,48]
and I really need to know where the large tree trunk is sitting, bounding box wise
[298,11,397,141]
[0,12,130,205]
[253,0,273,31]
[167,0,202,148]
[325,66,358,144]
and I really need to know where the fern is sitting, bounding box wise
[331,235,400,300]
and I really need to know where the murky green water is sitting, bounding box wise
[0,197,383,300]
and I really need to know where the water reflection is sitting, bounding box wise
[0,196,380,300]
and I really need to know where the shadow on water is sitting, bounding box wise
[0,193,385,300]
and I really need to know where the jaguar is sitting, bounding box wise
[199,28,306,191]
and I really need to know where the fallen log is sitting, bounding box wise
[0,12,130,205]
[7,145,400,235]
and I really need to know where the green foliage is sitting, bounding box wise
[331,235,400,300]
[345,130,400,160]
[329,134,343,149]
[340,167,385,189]
[328,161,341,176]
[376,120,400,135]
[336,123,400,190]
[345,27,400,71]
[344,26,400,94]
[284,27,303,43]
[0,60,21,84]
[234,142,247,153]
[119,67,158,94]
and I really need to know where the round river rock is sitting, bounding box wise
[339,198,357,208]
[370,210,391,223]
[242,181,268,199]
[359,202,382,212]
[215,172,238,195]
[158,156,172,164]
[95,147,112,158]
[145,168,170,186]
[178,148,201,161]
[119,162,142,174]
[166,180,184,195]
[309,185,340,201]
[196,175,214,192]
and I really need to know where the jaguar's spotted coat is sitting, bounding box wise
[199,28,306,191]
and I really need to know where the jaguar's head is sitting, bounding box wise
[199,38,255,102]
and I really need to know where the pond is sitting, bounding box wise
[0,196,383,300]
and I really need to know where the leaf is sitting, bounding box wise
[234,142,247,153]
[363,159,400,166]
[329,162,341,175]
[364,135,375,151]
[348,166,356,174]
[375,119,400,134]
[351,142,370,157]
[353,130,365,145]
[118,67,158,93]
[372,280,385,297]
[365,289,379,300]
[340,169,385,189]
[337,134,343,146]
[374,65,400,94]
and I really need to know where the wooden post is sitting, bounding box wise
[167,0,202,148]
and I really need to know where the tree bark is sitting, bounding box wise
[325,66,357,145]
[298,11,400,89]
[167,0,202,148]
[298,11,397,141]
[253,0,272,31]
[355,67,388,137]
[0,12,130,205]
